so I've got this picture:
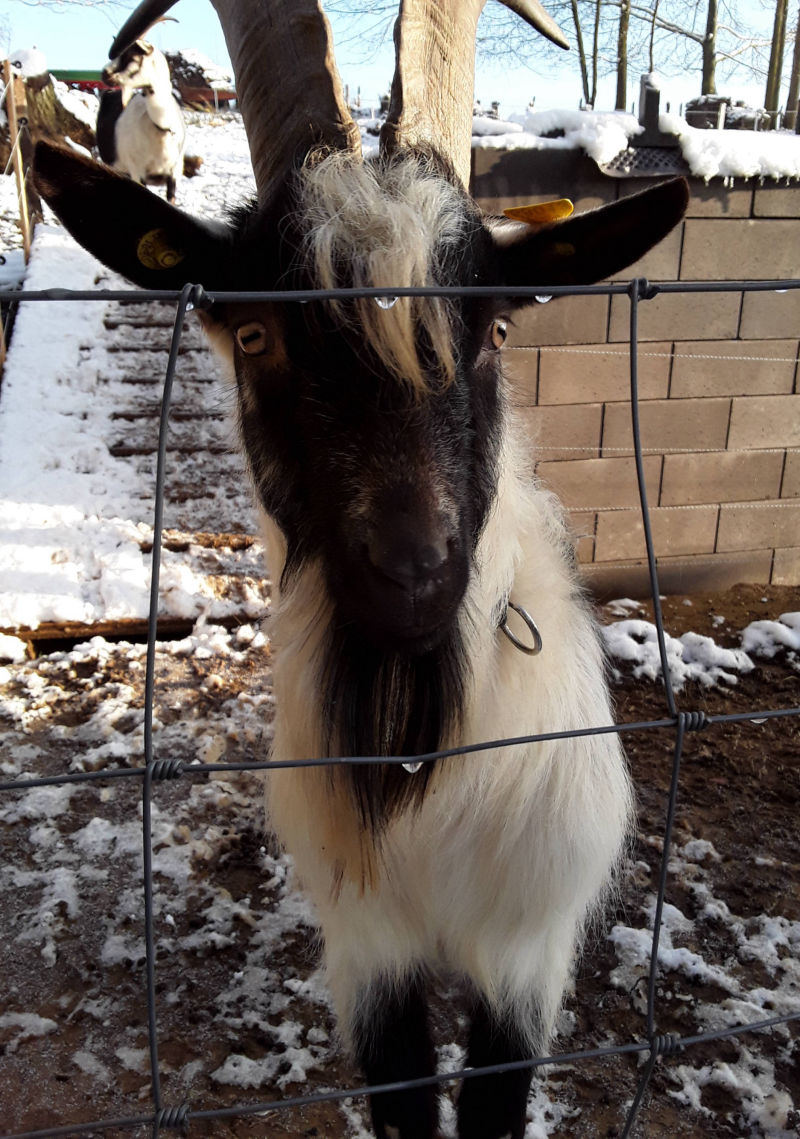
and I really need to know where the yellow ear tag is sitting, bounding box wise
[503,199,574,224]
[136,228,186,270]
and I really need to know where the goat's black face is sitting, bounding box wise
[198,164,508,654]
[102,40,150,88]
[219,250,504,653]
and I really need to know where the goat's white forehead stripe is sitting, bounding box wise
[136,228,185,270]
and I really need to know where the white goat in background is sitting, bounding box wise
[96,37,185,203]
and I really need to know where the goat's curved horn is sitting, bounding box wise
[109,0,361,207]
[380,0,568,190]
[109,0,179,56]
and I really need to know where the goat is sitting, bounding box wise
[33,1,688,1135]
[96,36,185,203]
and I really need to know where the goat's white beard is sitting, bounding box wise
[257,413,632,1055]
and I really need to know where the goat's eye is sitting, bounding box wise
[488,319,508,350]
[235,321,269,355]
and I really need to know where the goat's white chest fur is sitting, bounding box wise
[264,422,631,1053]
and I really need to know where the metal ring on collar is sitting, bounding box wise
[499,601,543,656]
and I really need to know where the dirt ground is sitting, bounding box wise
[0,583,798,1139]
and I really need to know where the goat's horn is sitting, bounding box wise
[109,0,179,56]
[380,0,568,190]
[109,0,362,207]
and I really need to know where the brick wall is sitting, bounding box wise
[471,147,800,597]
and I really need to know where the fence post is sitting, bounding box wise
[2,59,32,262]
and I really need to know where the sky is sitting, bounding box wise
[0,0,784,118]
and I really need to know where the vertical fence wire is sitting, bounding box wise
[142,283,202,1137]
[0,279,798,1139]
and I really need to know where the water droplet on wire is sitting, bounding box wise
[375,296,398,309]
[402,761,422,774]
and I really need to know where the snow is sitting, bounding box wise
[0,1011,58,1052]
[471,114,523,137]
[8,47,48,79]
[608,837,800,1136]
[600,605,800,689]
[601,618,756,690]
[0,228,159,627]
[670,1049,796,1136]
[0,633,27,663]
[468,106,800,182]
[741,612,800,662]
[173,48,234,90]
[52,78,100,130]
[660,111,800,182]
[0,250,26,290]
[478,108,644,170]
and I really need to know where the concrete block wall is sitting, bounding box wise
[471,147,800,596]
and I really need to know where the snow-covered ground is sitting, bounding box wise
[602,603,800,689]
[1,602,798,1137]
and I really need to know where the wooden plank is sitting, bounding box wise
[4,616,212,643]
[104,328,209,351]
[3,60,31,261]
[98,371,219,386]
[100,351,216,382]
[2,533,271,643]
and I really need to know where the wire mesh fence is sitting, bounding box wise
[0,275,799,1139]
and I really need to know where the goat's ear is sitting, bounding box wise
[33,141,234,291]
[493,177,689,294]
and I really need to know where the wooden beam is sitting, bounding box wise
[3,59,32,261]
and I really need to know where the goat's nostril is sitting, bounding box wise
[366,534,449,590]
[416,541,448,573]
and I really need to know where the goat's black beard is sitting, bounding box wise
[321,617,469,834]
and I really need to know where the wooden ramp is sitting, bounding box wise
[0,231,270,646]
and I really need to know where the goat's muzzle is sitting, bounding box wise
[334,502,467,651]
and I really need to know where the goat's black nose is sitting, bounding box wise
[366,529,450,593]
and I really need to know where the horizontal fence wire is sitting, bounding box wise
[1,275,799,1139]
[533,345,800,365]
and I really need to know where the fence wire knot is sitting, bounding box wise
[187,282,211,312]
[149,758,185,780]
[649,1033,683,1059]
[629,277,660,301]
[154,1105,189,1134]
[678,710,709,732]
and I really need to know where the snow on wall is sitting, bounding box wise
[471,108,800,183]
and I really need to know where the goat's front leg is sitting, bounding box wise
[457,995,537,1139]
[352,971,438,1139]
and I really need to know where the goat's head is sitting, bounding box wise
[34,0,688,656]
[102,38,164,90]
